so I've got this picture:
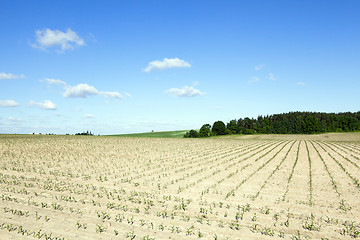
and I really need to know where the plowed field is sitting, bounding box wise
[1,134,359,239]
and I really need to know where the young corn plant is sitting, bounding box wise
[260,227,274,236]
[96,224,105,233]
[341,220,360,238]
[125,230,136,239]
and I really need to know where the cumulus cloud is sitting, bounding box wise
[0,73,25,80]
[32,28,85,51]
[40,78,124,99]
[42,78,126,99]
[63,83,123,99]
[29,100,57,110]
[0,100,19,107]
[165,86,204,97]
[63,83,100,98]
[144,58,191,72]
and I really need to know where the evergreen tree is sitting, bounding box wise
[192,111,360,138]
[226,120,239,134]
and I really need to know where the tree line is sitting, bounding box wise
[184,111,360,138]
[75,131,94,136]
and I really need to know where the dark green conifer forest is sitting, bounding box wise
[184,111,360,138]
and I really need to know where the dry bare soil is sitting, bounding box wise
[1,133,360,239]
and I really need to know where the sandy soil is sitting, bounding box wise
[0,134,359,239]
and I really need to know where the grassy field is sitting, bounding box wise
[107,130,188,138]
[1,133,360,239]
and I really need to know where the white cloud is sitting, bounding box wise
[254,64,265,71]
[0,73,25,80]
[29,100,57,110]
[63,83,100,98]
[62,83,123,99]
[165,86,204,97]
[41,78,125,99]
[32,28,85,51]
[144,58,191,72]
[100,91,123,99]
[0,100,19,107]
[41,78,67,86]
[268,73,276,81]
[297,81,305,86]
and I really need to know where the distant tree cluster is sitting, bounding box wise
[184,111,360,138]
[75,131,94,136]
[32,133,56,135]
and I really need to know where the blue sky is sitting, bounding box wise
[1,1,359,134]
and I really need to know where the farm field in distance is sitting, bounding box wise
[108,130,188,138]
[0,133,360,239]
